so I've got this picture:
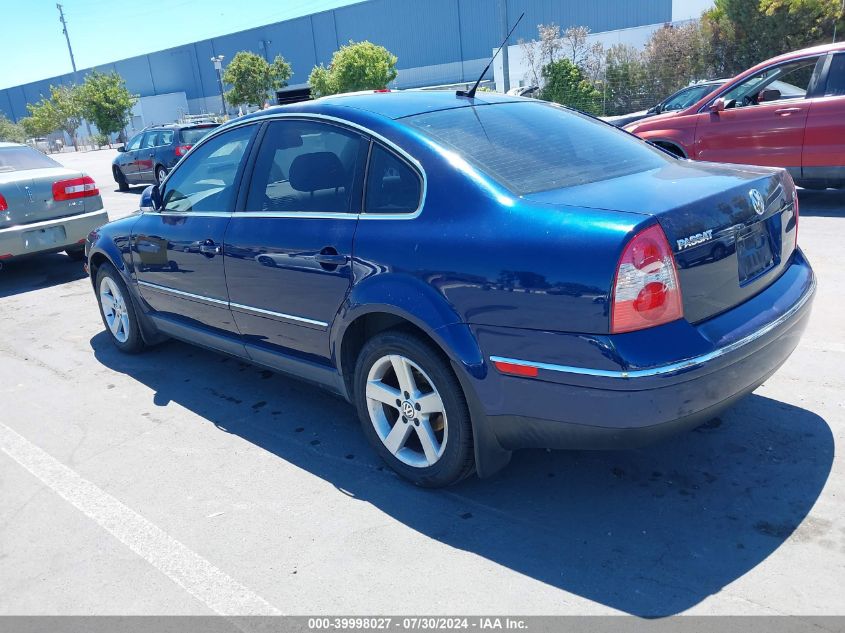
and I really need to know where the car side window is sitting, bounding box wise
[364,143,422,214]
[824,54,845,97]
[141,131,159,149]
[720,56,822,108]
[126,134,142,151]
[244,119,365,214]
[159,130,175,146]
[161,124,255,214]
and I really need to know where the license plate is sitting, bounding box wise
[22,225,67,250]
[737,222,775,284]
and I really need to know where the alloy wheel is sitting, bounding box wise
[365,354,448,468]
[99,276,130,343]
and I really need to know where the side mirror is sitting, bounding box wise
[708,98,726,113]
[140,185,162,213]
[117,145,126,153]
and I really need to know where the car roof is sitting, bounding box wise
[240,90,525,122]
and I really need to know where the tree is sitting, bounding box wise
[0,114,26,143]
[19,116,53,139]
[645,22,709,100]
[539,58,602,115]
[222,52,292,108]
[27,85,83,150]
[520,24,604,90]
[308,41,398,98]
[603,44,651,116]
[78,71,137,143]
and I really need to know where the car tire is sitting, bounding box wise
[354,330,475,487]
[95,263,145,354]
[114,167,129,192]
[155,165,167,185]
[65,246,86,261]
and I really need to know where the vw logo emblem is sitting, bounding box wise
[749,189,765,216]
[402,401,415,418]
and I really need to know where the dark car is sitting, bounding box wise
[86,91,814,487]
[112,123,219,191]
[603,80,727,127]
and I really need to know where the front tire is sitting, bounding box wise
[95,263,145,353]
[354,331,475,487]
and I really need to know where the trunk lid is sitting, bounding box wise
[526,160,798,323]
[0,167,96,228]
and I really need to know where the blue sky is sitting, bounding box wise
[0,0,361,89]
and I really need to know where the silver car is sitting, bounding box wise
[0,142,107,263]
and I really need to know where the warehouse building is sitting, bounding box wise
[0,0,710,134]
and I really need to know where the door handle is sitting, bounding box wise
[199,240,221,256]
[314,247,348,268]
[774,107,801,115]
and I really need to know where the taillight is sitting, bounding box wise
[52,176,99,201]
[611,224,683,334]
[0,193,7,211]
[175,144,192,156]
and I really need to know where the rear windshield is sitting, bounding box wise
[180,126,218,145]
[0,146,60,172]
[404,101,668,195]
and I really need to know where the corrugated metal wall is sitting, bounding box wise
[0,0,671,121]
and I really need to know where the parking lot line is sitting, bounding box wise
[0,421,282,616]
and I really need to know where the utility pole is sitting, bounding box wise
[56,3,91,147]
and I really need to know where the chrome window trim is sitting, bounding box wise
[214,113,428,220]
[490,277,815,380]
[137,280,328,329]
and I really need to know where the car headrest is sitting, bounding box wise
[289,152,346,192]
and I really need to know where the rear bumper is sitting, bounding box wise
[0,209,109,259]
[471,251,815,451]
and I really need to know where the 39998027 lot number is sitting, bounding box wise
[308,617,473,630]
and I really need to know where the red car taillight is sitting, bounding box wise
[175,144,192,156]
[611,224,683,334]
[52,176,99,201]
[0,193,7,211]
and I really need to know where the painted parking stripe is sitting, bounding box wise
[0,421,282,616]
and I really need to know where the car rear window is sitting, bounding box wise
[0,146,60,172]
[404,101,668,195]
[180,126,218,145]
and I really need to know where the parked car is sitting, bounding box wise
[0,142,106,263]
[112,122,219,191]
[87,91,814,486]
[625,42,845,190]
[604,80,727,127]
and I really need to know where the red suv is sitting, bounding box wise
[625,42,845,190]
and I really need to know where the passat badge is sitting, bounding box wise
[749,189,765,216]
[676,229,713,252]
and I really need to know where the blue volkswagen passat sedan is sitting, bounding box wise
[86,91,814,487]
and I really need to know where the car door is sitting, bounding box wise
[802,52,845,184]
[118,133,143,182]
[223,118,367,365]
[694,54,825,171]
[136,130,160,183]
[132,123,258,336]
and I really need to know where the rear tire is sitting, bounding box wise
[95,263,145,353]
[354,330,475,487]
[114,167,129,192]
[155,165,167,185]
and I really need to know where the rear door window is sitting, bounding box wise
[159,130,175,146]
[244,119,366,214]
[364,144,422,214]
[141,131,159,149]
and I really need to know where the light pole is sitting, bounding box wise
[211,55,226,115]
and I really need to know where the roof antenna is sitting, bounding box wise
[457,12,525,99]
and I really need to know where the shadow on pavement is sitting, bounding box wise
[797,189,844,217]
[0,253,87,298]
[91,333,833,617]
